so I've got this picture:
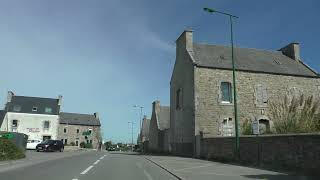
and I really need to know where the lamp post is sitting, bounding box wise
[133,105,144,142]
[128,121,135,151]
[203,7,240,158]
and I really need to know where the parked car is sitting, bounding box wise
[26,139,42,150]
[36,140,64,152]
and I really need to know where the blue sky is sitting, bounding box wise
[0,0,319,143]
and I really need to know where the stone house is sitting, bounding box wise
[170,30,320,157]
[148,101,170,153]
[140,115,150,152]
[0,91,62,141]
[58,112,102,148]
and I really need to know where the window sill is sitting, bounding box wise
[220,102,233,106]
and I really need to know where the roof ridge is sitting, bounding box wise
[14,95,58,100]
[193,42,283,55]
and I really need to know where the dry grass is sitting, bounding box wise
[269,95,320,134]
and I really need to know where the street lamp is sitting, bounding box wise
[133,105,144,141]
[203,7,240,159]
[128,121,135,151]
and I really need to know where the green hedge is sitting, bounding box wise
[0,139,25,161]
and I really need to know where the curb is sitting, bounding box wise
[143,156,184,180]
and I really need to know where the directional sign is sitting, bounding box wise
[0,133,14,139]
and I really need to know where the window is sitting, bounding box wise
[76,141,79,146]
[221,82,232,103]
[77,129,79,133]
[61,139,64,142]
[89,140,93,144]
[13,105,21,112]
[255,84,268,107]
[32,106,38,112]
[64,139,68,144]
[64,128,67,133]
[12,120,18,128]
[45,107,52,113]
[221,118,234,136]
[43,121,50,129]
[176,88,182,110]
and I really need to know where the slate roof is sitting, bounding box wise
[192,43,318,77]
[0,110,6,129]
[157,106,170,131]
[6,96,60,115]
[59,112,101,126]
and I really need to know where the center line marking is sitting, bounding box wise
[72,179,78,180]
[93,160,100,165]
[80,165,94,175]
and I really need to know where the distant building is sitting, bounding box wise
[0,91,62,141]
[170,30,320,157]
[57,112,101,148]
[148,100,170,153]
[139,115,150,152]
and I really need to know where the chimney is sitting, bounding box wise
[152,100,160,114]
[58,95,63,106]
[94,112,99,119]
[176,29,193,53]
[7,91,14,103]
[279,42,301,61]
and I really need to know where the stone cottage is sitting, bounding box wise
[58,112,102,148]
[139,115,150,152]
[170,30,320,156]
[148,101,170,153]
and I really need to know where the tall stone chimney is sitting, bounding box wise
[94,112,99,119]
[152,100,161,116]
[176,29,193,54]
[279,42,301,61]
[7,91,14,103]
[58,95,63,106]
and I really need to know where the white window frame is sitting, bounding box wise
[219,81,233,104]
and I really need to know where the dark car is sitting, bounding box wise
[36,140,64,152]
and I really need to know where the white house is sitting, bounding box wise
[0,91,62,141]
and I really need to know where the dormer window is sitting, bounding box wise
[32,106,38,112]
[13,105,21,112]
[45,107,52,113]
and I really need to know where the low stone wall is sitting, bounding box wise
[200,133,320,175]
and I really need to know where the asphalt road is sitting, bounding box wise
[0,151,177,180]
[0,151,315,180]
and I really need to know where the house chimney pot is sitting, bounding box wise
[94,112,99,119]
[7,91,14,103]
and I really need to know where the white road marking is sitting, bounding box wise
[175,164,213,172]
[80,165,94,175]
[0,163,9,166]
[93,160,100,165]
[143,169,153,180]
[72,179,78,180]
[99,156,104,160]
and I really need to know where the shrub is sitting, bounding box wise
[70,142,75,146]
[0,139,25,161]
[269,95,320,134]
[241,119,253,135]
[80,142,86,148]
[84,143,93,149]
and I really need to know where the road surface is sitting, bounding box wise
[0,151,315,180]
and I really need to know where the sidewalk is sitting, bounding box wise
[143,155,314,180]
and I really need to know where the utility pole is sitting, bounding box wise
[204,7,240,159]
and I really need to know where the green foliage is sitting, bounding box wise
[269,95,320,134]
[241,119,253,135]
[0,139,25,161]
[84,143,93,149]
[104,141,112,150]
[80,142,86,148]
[79,141,93,149]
